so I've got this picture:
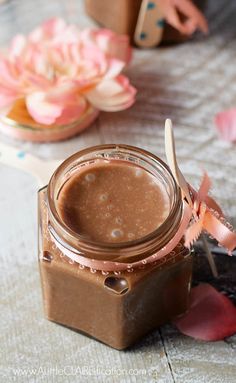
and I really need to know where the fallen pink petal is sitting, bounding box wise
[173,283,236,341]
[215,109,236,142]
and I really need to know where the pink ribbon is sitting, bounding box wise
[185,173,236,254]
[52,203,192,272]
[51,173,236,271]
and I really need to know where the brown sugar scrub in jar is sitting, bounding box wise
[57,161,170,243]
[38,144,192,350]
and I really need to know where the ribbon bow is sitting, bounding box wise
[50,121,236,273]
[165,119,236,255]
[185,173,236,253]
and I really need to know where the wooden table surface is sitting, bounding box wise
[0,0,236,382]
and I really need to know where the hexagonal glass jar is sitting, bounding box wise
[38,144,192,349]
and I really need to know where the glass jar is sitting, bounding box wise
[38,144,193,349]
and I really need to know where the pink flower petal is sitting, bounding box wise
[0,92,17,110]
[173,284,236,341]
[89,29,132,64]
[92,78,125,97]
[215,109,236,142]
[0,59,20,88]
[81,44,107,75]
[9,35,26,58]
[29,18,66,42]
[55,95,87,125]
[0,85,20,109]
[104,58,125,79]
[48,84,87,125]
[26,92,62,125]
[42,18,66,36]
[46,83,78,103]
[24,72,52,90]
[28,49,50,78]
[26,87,87,126]
[86,75,136,112]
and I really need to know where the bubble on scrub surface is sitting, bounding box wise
[163,208,169,218]
[99,193,108,202]
[149,175,159,185]
[138,228,146,237]
[85,173,96,182]
[128,232,135,240]
[135,168,143,177]
[111,228,123,239]
[115,217,123,224]
[105,212,111,218]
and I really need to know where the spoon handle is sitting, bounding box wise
[0,141,60,187]
[165,119,193,208]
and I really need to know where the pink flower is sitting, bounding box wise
[0,18,136,126]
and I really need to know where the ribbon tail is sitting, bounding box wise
[185,203,206,248]
[185,219,203,248]
[197,172,211,201]
[205,195,223,216]
[203,211,236,253]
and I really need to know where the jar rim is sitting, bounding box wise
[47,144,183,257]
